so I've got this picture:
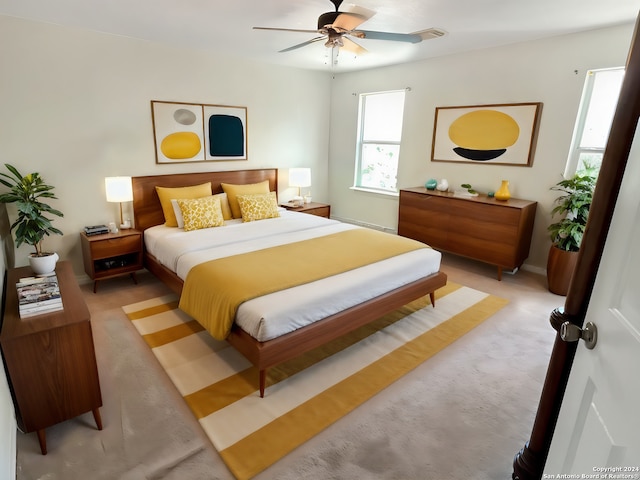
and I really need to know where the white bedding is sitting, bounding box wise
[145,210,442,342]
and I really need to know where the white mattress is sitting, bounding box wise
[145,210,442,342]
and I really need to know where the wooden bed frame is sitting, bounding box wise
[132,168,448,397]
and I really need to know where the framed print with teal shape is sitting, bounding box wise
[151,100,248,163]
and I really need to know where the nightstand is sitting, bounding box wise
[81,229,143,292]
[281,201,331,218]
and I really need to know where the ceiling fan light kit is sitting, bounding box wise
[253,0,445,58]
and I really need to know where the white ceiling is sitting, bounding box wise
[1,0,638,72]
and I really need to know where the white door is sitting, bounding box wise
[543,125,640,472]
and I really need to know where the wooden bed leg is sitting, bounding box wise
[259,369,266,398]
[430,291,436,307]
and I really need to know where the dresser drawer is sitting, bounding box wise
[398,191,449,247]
[90,235,141,259]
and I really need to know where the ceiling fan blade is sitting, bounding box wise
[340,37,367,55]
[278,36,326,53]
[351,29,423,44]
[331,12,367,31]
[253,27,320,34]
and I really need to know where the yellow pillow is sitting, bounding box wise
[237,192,280,222]
[221,180,270,219]
[170,192,231,226]
[156,182,212,227]
[213,192,233,221]
[176,196,224,231]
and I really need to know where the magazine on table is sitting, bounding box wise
[16,274,63,318]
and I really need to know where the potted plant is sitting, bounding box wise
[546,171,596,295]
[0,164,64,275]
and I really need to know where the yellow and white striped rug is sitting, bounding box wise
[123,282,507,480]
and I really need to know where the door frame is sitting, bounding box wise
[512,16,640,480]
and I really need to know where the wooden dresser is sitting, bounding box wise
[398,187,537,280]
[1,261,102,454]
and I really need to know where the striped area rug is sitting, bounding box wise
[123,282,507,480]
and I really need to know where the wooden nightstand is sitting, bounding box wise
[81,229,143,292]
[1,261,103,454]
[281,201,331,218]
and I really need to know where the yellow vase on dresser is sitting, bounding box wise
[495,180,511,201]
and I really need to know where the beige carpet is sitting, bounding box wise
[123,282,508,480]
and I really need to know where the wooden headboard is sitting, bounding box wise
[132,168,278,231]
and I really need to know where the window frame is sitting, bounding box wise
[352,89,407,195]
[565,67,624,177]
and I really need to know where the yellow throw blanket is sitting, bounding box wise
[179,228,429,340]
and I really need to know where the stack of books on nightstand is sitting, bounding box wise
[16,274,63,318]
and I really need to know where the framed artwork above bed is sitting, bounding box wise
[151,100,248,163]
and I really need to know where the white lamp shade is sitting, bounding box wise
[105,176,133,203]
[289,168,311,188]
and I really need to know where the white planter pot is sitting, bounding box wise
[29,252,59,275]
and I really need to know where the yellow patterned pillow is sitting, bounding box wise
[221,180,270,219]
[156,182,212,227]
[176,195,224,231]
[237,192,280,222]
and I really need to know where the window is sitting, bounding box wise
[353,90,406,193]
[566,67,624,176]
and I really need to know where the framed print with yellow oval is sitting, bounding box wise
[151,100,248,164]
[431,102,542,166]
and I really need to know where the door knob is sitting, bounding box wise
[560,321,598,349]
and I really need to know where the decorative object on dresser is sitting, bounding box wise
[151,100,248,163]
[105,176,133,229]
[281,201,330,218]
[1,261,103,455]
[431,102,542,166]
[398,187,537,280]
[436,178,449,192]
[546,170,596,295]
[494,179,511,200]
[80,229,143,292]
[0,163,63,275]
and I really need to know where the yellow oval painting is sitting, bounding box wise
[160,132,201,160]
[448,110,520,150]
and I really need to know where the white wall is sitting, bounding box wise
[0,15,332,276]
[328,23,635,272]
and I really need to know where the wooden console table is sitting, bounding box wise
[0,261,103,454]
[398,187,537,280]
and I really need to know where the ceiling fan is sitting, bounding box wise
[253,0,445,55]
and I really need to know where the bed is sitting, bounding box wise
[132,169,447,397]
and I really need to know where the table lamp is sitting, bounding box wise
[289,168,311,206]
[105,176,133,229]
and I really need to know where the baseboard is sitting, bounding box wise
[521,263,546,276]
[330,215,397,234]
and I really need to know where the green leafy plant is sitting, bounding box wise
[548,173,596,252]
[0,164,63,256]
[460,183,478,195]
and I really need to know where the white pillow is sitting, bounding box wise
[171,199,186,228]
